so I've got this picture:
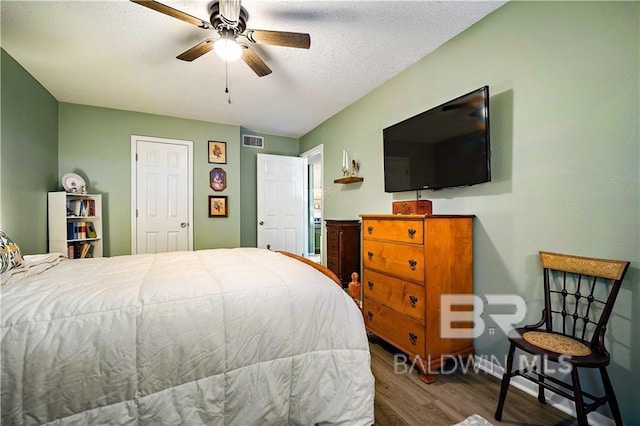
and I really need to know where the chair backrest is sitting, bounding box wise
[538,251,630,350]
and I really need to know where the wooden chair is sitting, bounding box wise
[495,251,630,426]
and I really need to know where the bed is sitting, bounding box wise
[0,246,374,425]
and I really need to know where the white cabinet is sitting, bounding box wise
[48,192,103,258]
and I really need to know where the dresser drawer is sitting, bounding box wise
[362,240,424,283]
[326,246,339,258]
[363,269,425,321]
[326,228,339,255]
[363,299,425,359]
[327,256,338,272]
[327,226,339,238]
[362,219,423,244]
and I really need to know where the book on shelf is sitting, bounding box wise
[71,222,78,240]
[67,242,94,259]
[66,198,96,217]
[86,222,98,238]
[80,243,91,258]
[86,199,96,217]
[69,199,83,216]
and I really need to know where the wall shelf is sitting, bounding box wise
[334,176,364,184]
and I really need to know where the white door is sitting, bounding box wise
[131,135,193,254]
[257,153,306,254]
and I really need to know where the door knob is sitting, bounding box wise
[259,221,264,225]
[180,222,187,228]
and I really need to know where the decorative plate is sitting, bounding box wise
[61,173,86,193]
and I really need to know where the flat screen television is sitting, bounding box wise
[383,86,491,192]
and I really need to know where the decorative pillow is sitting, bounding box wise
[0,230,24,274]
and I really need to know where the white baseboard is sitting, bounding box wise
[474,356,615,426]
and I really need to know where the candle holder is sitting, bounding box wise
[341,150,350,176]
[341,150,360,177]
[350,159,359,177]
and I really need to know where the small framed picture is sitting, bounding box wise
[208,141,227,164]
[210,168,227,192]
[209,196,228,217]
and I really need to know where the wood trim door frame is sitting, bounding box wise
[300,144,323,259]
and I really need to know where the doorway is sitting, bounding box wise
[130,135,193,254]
[300,145,323,263]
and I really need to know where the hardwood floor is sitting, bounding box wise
[369,337,577,426]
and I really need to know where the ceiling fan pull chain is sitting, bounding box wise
[225,59,232,104]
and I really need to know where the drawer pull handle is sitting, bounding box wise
[408,259,417,270]
[368,281,374,290]
[367,251,374,261]
[367,311,374,321]
[409,295,418,307]
[367,226,373,235]
[408,228,416,239]
[409,332,418,345]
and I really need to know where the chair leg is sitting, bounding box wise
[495,343,516,421]
[600,367,623,425]
[571,367,588,426]
[537,354,545,404]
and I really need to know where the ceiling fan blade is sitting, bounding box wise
[240,45,272,77]
[245,30,310,49]
[130,0,211,29]
[176,39,216,61]
[219,0,241,27]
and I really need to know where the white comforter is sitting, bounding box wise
[1,248,374,425]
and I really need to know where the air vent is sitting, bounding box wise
[242,134,264,149]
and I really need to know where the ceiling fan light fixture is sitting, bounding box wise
[214,36,242,61]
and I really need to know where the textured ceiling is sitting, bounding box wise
[1,1,506,138]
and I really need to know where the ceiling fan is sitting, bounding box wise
[131,0,311,77]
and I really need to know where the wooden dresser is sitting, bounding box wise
[360,214,474,382]
[325,220,361,288]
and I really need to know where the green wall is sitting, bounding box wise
[0,49,58,254]
[1,51,299,258]
[58,103,241,256]
[239,127,299,247]
[58,105,299,256]
[300,1,640,422]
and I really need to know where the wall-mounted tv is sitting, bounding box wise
[383,86,491,192]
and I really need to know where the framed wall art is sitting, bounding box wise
[210,168,227,191]
[209,196,228,217]
[208,141,227,164]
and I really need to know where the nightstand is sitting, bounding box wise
[325,220,360,288]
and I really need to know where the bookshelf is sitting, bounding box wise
[48,191,103,259]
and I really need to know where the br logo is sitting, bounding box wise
[440,294,527,339]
